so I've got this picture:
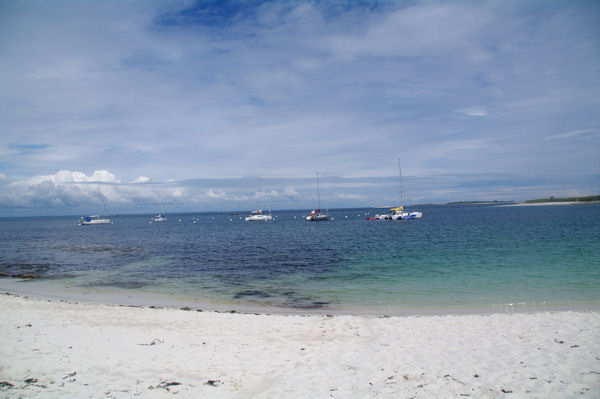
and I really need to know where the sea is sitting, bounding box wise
[1,204,599,315]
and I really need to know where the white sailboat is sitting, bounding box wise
[306,172,330,221]
[80,187,112,225]
[245,177,273,221]
[391,159,422,220]
[151,201,167,222]
[245,209,272,221]
[151,213,166,222]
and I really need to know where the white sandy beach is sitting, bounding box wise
[0,294,598,398]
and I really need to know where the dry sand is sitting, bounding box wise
[1,293,598,398]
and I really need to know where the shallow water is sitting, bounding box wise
[1,204,599,314]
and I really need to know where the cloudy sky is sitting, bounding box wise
[0,0,598,216]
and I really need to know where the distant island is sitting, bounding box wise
[446,200,515,205]
[447,195,599,206]
[524,195,600,204]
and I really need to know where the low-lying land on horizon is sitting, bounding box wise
[447,194,599,206]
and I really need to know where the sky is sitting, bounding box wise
[0,0,598,216]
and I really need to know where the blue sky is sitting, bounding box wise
[0,0,598,216]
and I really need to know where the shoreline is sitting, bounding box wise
[498,201,600,207]
[2,279,599,317]
[1,293,598,398]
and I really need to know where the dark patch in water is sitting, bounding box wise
[79,281,147,289]
[282,301,330,309]
[233,290,272,299]
[0,263,52,279]
[52,244,144,255]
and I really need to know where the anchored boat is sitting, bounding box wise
[245,177,273,221]
[79,187,112,225]
[306,172,330,221]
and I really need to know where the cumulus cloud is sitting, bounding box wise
[27,170,120,185]
[0,170,186,213]
[132,176,150,184]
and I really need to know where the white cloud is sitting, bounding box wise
[327,4,491,60]
[132,176,150,184]
[543,128,597,142]
[26,170,120,185]
[206,189,226,199]
[456,107,488,117]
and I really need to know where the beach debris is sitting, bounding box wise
[180,306,192,311]
[205,379,222,387]
[139,338,163,346]
[0,381,14,388]
[501,388,513,393]
[554,339,564,344]
[148,381,182,391]
[24,378,38,384]
[63,372,76,380]
[473,374,479,378]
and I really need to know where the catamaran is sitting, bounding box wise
[368,159,422,221]
[306,172,330,221]
[245,177,273,221]
[79,187,112,225]
[390,206,422,220]
[391,158,422,220]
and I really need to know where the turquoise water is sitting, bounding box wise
[0,204,598,314]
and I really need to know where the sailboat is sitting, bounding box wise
[245,177,273,221]
[151,213,166,222]
[391,159,422,220]
[79,186,112,225]
[306,172,330,221]
[151,201,167,222]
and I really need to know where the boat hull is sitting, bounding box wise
[306,214,329,221]
[245,215,273,221]
[80,218,111,225]
[391,211,422,220]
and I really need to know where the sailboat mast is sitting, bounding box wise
[98,186,109,217]
[398,158,403,207]
[316,172,321,209]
